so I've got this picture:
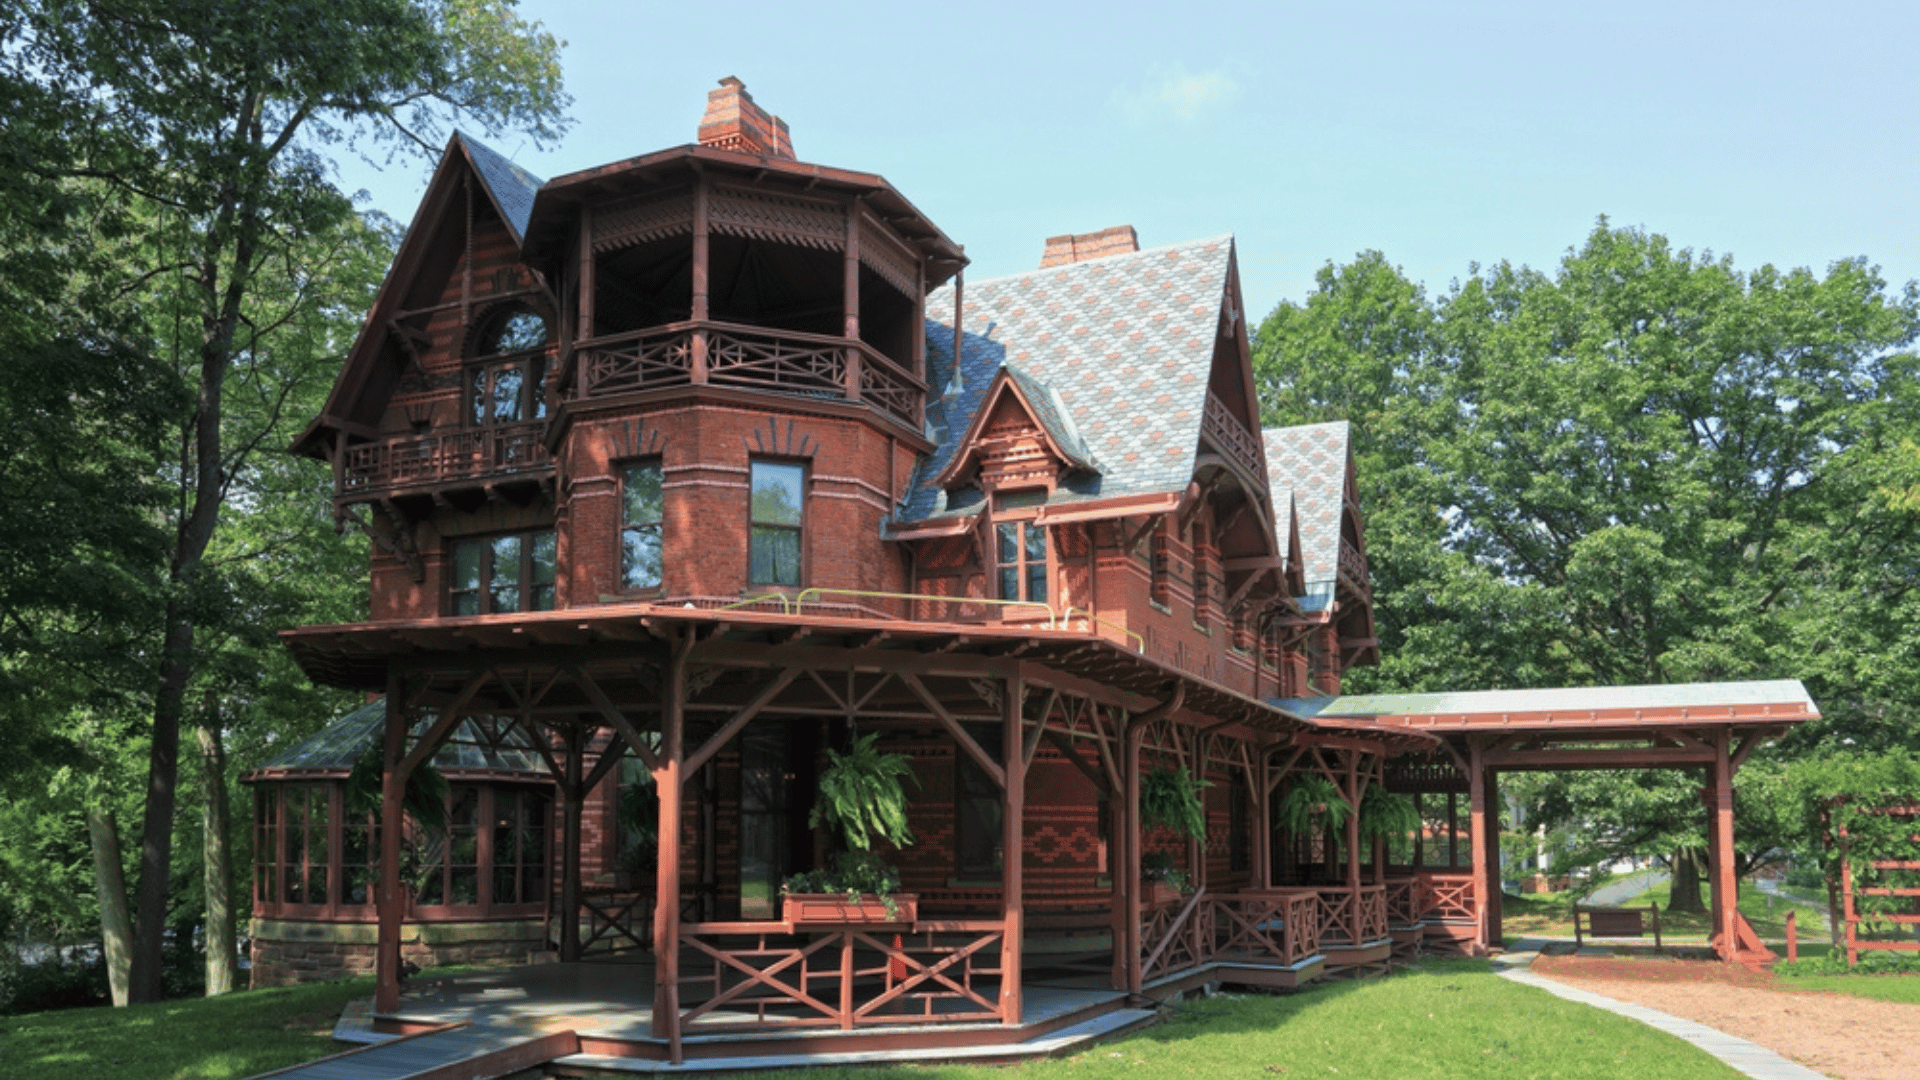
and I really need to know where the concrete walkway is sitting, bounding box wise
[1493,937,1830,1080]
[1587,868,1667,906]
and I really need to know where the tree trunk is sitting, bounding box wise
[197,723,236,995]
[85,809,134,1007]
[1668,848,1706,913]
[130,601,194,1002]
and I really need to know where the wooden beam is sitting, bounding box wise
[684,667,801,777]
[399,669,491,777]
[1022,688,1057,769]
[572,665,661,771]
[1481,746,1717,770]
[899,672,1004,789]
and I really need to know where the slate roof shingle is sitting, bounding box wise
[460,133,545,244]
[903,235,1234,522]
[1262,420,1352,604]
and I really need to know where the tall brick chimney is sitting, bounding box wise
[697,76,795,160]
[1039,225,1140,268]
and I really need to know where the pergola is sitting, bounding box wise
[1286,680,1820,959]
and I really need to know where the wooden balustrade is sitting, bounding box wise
[575,321,924,429]
[1140,889,1211,983]
[1202,392,1267,486]
[1415,872,1476,921]
[1338,537,1370,590]
[340,420,550,497]
[1210,891,1320,968]
[673,918,1006,1037]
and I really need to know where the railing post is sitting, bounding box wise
[691,181,710,386]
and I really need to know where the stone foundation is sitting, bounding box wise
[248,917,550,988]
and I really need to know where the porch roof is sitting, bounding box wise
[278,605,1433,752]
[1273,679,1819,731]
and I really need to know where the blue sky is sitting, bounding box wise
[338,0,1920,320]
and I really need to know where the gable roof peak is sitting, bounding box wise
[452,131,546,245]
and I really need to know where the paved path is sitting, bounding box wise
[1587,869,1667,906]
[1493,937,1830,1080]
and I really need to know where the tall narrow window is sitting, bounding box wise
[491,788,549,907]
[468,306,550,428]
[739,725,791,919]
[749,461,804,586]
[622,463,664,590]
[956,722,1004,876]
[995,521,1048,603]
[450,531,556,614]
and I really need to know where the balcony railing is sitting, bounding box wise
[576,320,924,430]
[339,420,550,498]
[1202,392,1267,487]
[1338,537,1370,592]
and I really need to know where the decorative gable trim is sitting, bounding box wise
[933,367,1093,493]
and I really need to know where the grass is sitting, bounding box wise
[722,960,1746,1080]
[1776,969,1920,1004]
[1496,883,1830,942]
[0,975,374,1080]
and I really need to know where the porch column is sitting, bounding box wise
[375,673,407,1015]
[1252,752,1272,889]
[1122,716,1145,994]
[1467,741,1490,954]
[1712,731,1738,961]
[559,725,585,962]
[652,638,690,1061]
[842,199,862,402]
[1486,769,1504,946]
[999,675,1026,1025]
[1344,751,1362,943]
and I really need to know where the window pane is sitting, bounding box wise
[623,464,663,525]
[530,531,556,611]
[623,526,662,589]
[483,310,548,354]
[999,567,1018,602]
[749,462,804,526]
[1024,522,1047,565]
[1025,525,1047,603]
[997,523,1016,565]
[750,525,800,586]
[469,371,487,427]
[489,535,522,612]
[452,540,483,616]
[491,363,525,423]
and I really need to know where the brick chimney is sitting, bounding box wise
[1039,225,1139,268]
[697,76,794,160]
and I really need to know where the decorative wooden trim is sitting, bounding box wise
[709,185,845,250]
[592,192,694,253]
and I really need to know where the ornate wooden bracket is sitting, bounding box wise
[343,500,424,583]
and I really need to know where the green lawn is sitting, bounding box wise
[0,976,373,1080]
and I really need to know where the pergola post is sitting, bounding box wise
[374,673,407,1015]
[652,637,690,1062]
[999,674,1025,1025]
[1344,750,1363,942]
[1712,730,1738,961]
[559,725,585,962]
[1486,769,1504,946]
[1467,741,1490,954]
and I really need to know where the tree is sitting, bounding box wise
[4,0,569,1002]
[1254,222,1920,907]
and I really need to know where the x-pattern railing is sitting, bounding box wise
[1210,892,1320,967]
[1141,889,1211,983]
[676,919,1004,1033]
[1416,873,1476,921]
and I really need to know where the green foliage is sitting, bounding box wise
[1360,786,1420,841]
[1139,765,1209,842]
[783,851,905,917]
[1277,772,1353,836]
[343,739,450,835]
[808,731,917,853]
[1141,851,1191,893]
[1776,951,1920,977]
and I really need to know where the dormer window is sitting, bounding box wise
[469,305,550,428]
[995,520,1048,604]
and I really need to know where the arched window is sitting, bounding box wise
[469,305,551,428]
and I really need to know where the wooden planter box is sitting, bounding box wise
[1145,882,1183,909]
[783,892,918,928]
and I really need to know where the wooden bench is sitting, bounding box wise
[1572,900,1661,950]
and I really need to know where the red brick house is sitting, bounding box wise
[260,80,1818,1066]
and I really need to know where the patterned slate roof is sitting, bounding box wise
[1275,679,1818,721]
[1002,364,1092,468]
[1263,420,1352,599]
[459,133,545,244]
[903,235,1234,521]
[249,698,549,777]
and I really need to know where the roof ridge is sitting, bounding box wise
[930,232,1235,294]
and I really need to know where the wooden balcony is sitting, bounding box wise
[338,421,551,502]
[1338,536,1370,594]
[575,320,924,431]
[1202,392,1267,488]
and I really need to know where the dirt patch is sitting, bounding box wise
[1531,955,1920,1080]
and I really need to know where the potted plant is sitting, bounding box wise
[1359,786,1419,846]
[1138,765,1207,906]
[782,730,919,925]
[1277,772,1352,879]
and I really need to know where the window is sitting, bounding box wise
[749,461,804,586]
[956,722,1004,876]
[468,306,550,428]
[995,521,1048,603]
[450,531,556,615]
[255,785,334,911]
[621,462,664,590]
[491,788,549,907]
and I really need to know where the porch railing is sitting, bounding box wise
[1208,891,1321,968]
[1141,889,1212,983]
[575,321,925,431]
[1415,872,1476,921]
[674,918,1006,1035]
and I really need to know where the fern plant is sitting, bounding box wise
[1139,765,1209,843]
[1276,772,1352,837]
[1359,786,1420,842]
[809,730,917,852]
